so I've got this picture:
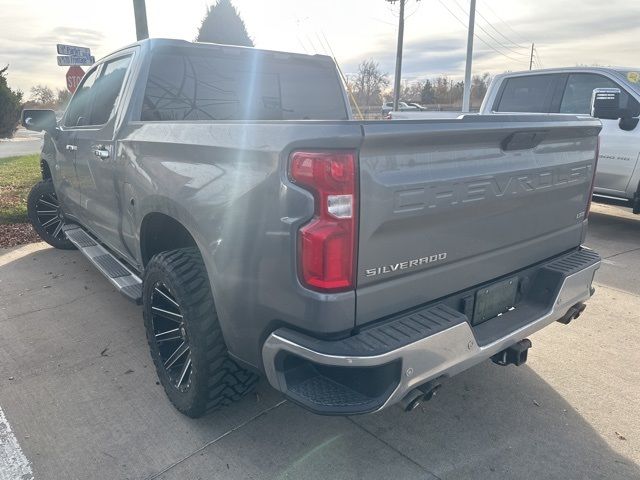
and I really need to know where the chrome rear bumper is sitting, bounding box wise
[262,248,600,415]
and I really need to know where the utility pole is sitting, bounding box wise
[389,0,406,111]
[133,0,149,41]
[529,43,535,70]
[461,0,476,113]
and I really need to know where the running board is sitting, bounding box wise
[62,224,143,304]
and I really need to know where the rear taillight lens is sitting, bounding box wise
[290,150,358,292]
[586,136,600,217]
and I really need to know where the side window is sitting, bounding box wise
[560,73,640,115]
[64,68,99,127]
[90,56,132,125]
[496,74,559,113]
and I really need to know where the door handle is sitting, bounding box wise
[93,145,110,160]
[65,144,78,151]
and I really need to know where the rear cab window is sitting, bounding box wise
[140,46,348,121]
[495,74,560,113]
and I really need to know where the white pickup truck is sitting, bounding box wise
[480,67,640,213]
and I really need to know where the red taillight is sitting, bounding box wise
[290,150,358,292]
[586,136,600,217]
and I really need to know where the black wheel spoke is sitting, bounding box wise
[38,198,58,209]
[164,341,189,369]
[151,281,192,391]
[41,216,59,228]
[52,221,64,238]
[151,306,183,322]
[154,287,180,309]
[176,355,192,388]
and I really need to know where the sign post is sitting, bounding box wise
[66,66,85,94]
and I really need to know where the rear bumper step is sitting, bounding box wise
[262,248,600,415]
[63,224,143,304]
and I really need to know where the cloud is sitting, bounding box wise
[35,27,105,47]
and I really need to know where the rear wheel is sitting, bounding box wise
[143,247,258,417]
[26,180,75,250]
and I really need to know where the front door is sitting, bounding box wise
[56,66,101,218]
[559,72,640,196]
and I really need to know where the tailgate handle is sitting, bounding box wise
[501,131,547,151]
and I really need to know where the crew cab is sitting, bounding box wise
[22,39,601,417]
[481,67,640,213]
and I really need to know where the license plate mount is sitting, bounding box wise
[472,277,519,325]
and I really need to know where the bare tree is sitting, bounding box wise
[351,60,389,109]
[56,88,71,109]
[398,80,423,103]
[471,73,492,107]
[30,85,55,106]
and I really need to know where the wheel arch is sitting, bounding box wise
[137,200,234,355]
[139,212,199,267]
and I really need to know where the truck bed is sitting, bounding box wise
[116,114,600,370]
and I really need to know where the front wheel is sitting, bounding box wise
[143,247,258,418]
[26,180,75,250]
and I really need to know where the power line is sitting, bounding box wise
[437,0,527,64]
[475,8,527,49]
[480,1,530,44]
[452,0,528,57]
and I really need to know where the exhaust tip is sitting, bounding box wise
[400,380,442,412]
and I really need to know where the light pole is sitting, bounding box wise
[388,0,406,112]
[133,0,149,41]
[461,0,476,113]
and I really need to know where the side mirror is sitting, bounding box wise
[591,88,629,120]
[21,109,57,133]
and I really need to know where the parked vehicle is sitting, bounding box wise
[22,39,601,418]
[481,67,640,213]
[388,110,462,119]
[381,101,419,116]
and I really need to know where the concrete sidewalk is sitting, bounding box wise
[0,203,639,479]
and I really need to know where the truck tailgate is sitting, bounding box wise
[355,115,601,325]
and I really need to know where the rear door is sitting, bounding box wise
[355,116,600,324]
[558,72,640,196]
[492,74,564,113]
[73,54,133,254]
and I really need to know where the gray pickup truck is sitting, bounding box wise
[22,39,602,418]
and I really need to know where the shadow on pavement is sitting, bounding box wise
[585,208,640,297]
[0,245,638,480]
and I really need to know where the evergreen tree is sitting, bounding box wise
[196,0,253,47]
[0,65,23,139]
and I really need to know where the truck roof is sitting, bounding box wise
[493,66,640,78]
[97,37,333,64]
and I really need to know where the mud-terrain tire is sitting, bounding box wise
[143,247,258,418]
[26,180,75,250]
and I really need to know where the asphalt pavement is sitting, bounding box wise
[0,202,638,480]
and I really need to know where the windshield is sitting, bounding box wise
[614,69,640,93]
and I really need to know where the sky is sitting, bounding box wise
[1,0,639,97]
